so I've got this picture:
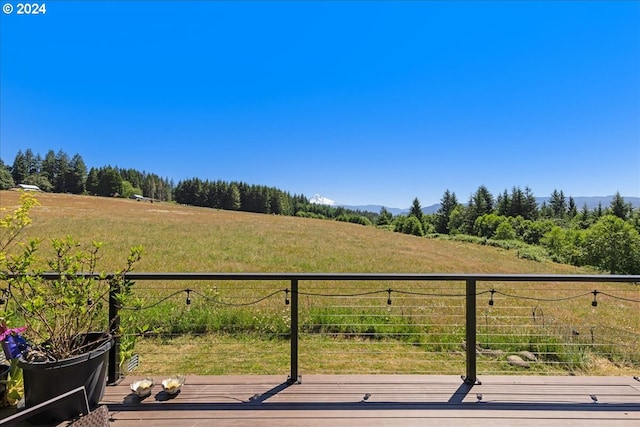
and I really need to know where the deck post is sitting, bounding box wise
[288,279,300,384]
[464,279,478,385]
[108,280,121,385]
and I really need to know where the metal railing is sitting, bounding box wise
[93,273,640,385]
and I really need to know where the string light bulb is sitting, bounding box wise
[185,289,192,306]
[285,289,290,305]
[488,289,495,306]
[591,290,599,307]
[387,289,392,305]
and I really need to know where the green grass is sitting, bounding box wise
[2,191,638,376]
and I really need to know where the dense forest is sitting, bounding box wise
[0,149,377,222]
[1,148,639,274]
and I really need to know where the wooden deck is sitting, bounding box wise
[97,375,640,426]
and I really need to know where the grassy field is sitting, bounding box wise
[0,191,592,273]
[1,190,638,376]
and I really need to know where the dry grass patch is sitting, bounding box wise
[0,191,591,274]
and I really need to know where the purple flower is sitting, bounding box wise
[0,326,27,342]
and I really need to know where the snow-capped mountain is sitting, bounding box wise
[309,194,336,206]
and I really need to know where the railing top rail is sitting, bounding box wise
[6,272,640,283]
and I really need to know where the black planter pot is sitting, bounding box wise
[0,363,10,404]
[17,333,113,425]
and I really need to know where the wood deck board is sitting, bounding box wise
[98,375,640,426]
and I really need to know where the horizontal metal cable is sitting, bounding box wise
[492,290,594,302]
[122,286,638,309]
[598,291,640,303]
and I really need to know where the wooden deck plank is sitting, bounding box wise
[100,375,640,426]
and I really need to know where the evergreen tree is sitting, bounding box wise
[595,202,603,218]
[435,190,458,234]
[521,186,538,220]
[67,154,87,194]
[475,185,494,214]
[226,184,241,210]
[609,192,631,220]
[540,201,553,219]
[11,150,28,184]
[576,203,592,229]
[96,166,123,197]
[464,185,494,233]
[377,207,393,226]
[567,196,577,218]
[509,186,525,217]
[549,189,567,218]
[23,149,40,177]
[409,198,423,221]
[86,168,100,195]
[41,150,57,187]
[496,189,510,217]
[53,150,70,192]
[0,159,15,190]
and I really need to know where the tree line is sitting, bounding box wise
[0,149,173,201]
[173,177,376,224]
[1,149,638,274]
[0,149,374,223]
[388,186,640,274]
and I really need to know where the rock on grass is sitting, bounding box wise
[518,351,538,362]
[507,355,530,368]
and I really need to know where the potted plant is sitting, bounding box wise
[0,193,143,424]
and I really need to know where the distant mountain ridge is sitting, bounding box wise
[338,196,640,215]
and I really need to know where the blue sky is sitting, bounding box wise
[1,1,638,208]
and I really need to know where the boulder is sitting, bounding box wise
[518,351,538,362]
[507,355,530,368]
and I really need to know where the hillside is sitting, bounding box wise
[0,190,589,275]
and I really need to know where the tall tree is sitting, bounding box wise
[595,202,603,218]
[522,186,538,220]
[496,189,510,217]
[377,207,393,226]
[435,190,458,234]
[225,184,241,210]
[41,150,57,186]
[24,149,39,177]
[549,189,567,218]
[11,150,28,184]
[67,154,87,194]
[609,192,631,220]
[576,203,592,229]
[464,186,494,234]
[509,186,525,217]
[409,197,423,221]
[86,168,100,195]
[0,159,14,190]
[54,150,71,192]
[567,196,577,218]
[96,166,123,197]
